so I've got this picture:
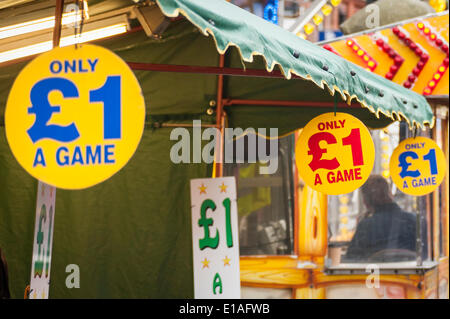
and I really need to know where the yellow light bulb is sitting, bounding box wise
[304,23,315,35]
[313,14,323,25]
[429,0,447,12]
[331,0,342,7]
[321,4,333,16]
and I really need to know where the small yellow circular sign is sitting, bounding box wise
[390,137,446,196]
[5,44,146,189]
[296,112,375,195]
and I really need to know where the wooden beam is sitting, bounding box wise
[214,54,225,178]
[52,0,64,48]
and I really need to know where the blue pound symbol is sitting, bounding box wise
[27,78,80,143]
[398,151,421,179]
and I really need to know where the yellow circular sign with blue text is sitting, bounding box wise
[296,112,375,195]
[5,44,146,189]
[390,136,446,196]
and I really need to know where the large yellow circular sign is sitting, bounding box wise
[390,137,446,196]
[5,44,146,189]
[296,112,375,195]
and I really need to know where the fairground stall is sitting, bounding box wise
[0,0,444,299]
[314,10,449,299]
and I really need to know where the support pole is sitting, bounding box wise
[52,0,65,48]
[214,54,225,178]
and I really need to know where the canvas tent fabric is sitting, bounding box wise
[0,0,435,298]
[156,0,434,130]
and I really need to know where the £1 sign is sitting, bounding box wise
[296,112,375,195]
[29,182,56,299]
[5,44,146,189]
[390,136,446,196]
[190,177,240,299]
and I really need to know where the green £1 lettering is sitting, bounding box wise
[45,206,53,278]
[223,198,233,248]
[198,199,219,250]
[34,204,46,278]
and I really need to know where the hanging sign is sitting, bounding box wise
[190,177,240,299]
[29,181,56,299]
[5,44,146,189]
[390,136,446,196]
[296,112,375,195]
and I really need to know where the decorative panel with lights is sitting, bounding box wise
[322,13,449,96]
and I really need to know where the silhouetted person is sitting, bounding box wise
[0,247,11,299]
[344,175,420,262]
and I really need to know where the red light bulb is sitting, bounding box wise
[420,54,429,62]
[394,56,404,66]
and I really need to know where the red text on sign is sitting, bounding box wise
[317,120,346,131]
[327,167,362,184]
[307,132,340,172]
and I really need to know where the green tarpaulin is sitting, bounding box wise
[0,0,434,298]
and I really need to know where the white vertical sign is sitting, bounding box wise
[29,181,56,299]
[190,177,240,299]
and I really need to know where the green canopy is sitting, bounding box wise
[155,0,434,130]
[0,0,435,299]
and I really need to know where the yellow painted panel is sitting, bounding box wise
[240,268,310,286]
[298,184,328,256]
[313,269,422,289]
[240,256,311,287]
[295,287,326,299]
[240,256,299,269]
